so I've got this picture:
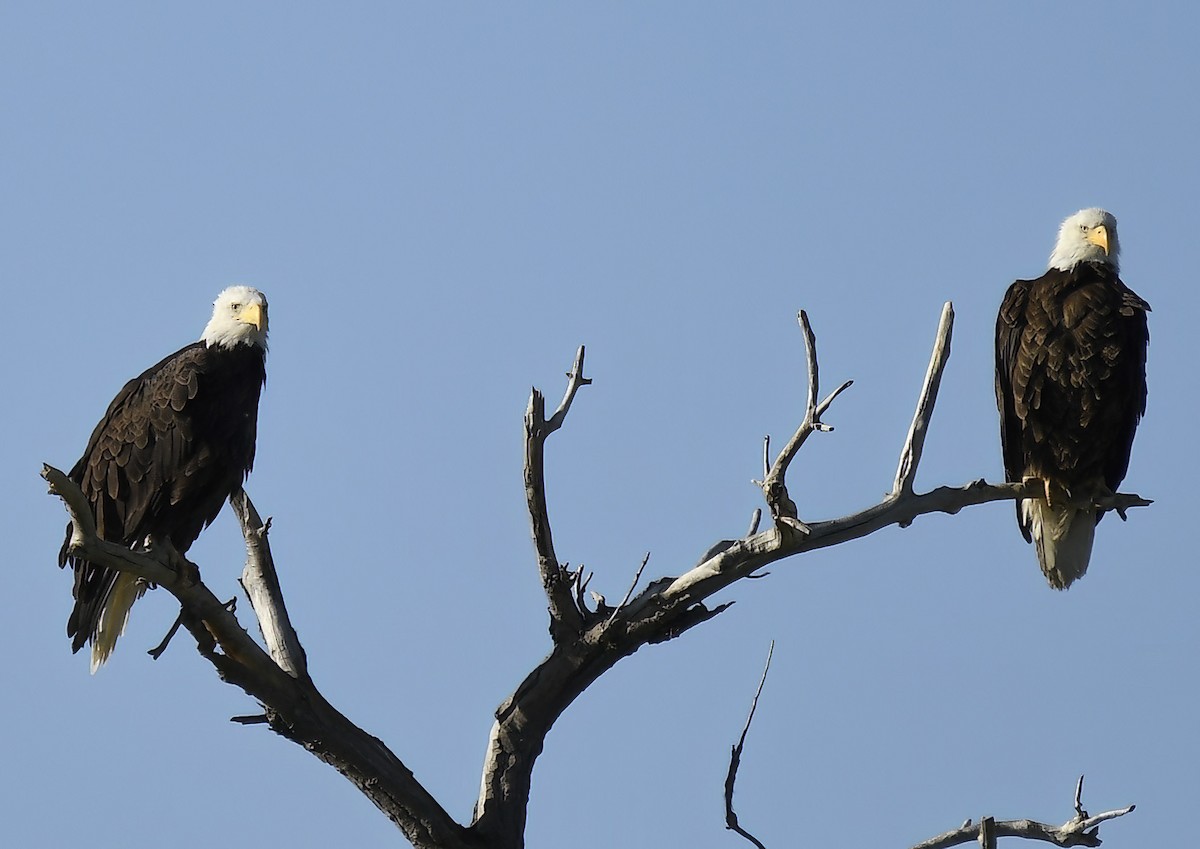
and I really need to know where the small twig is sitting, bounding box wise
[1056,774,1136,834]
[545,345,592,435]
[816,379,853,419]
[573,568,594,614]
[231,714,269,725]
[606,553,650,627]
[893,301,954,496]
[800,310,819,422]
[147,612,185,660]
[766,312,821,478]
[1095,491,1154,519]
[724,641,775,849]
[746,509,762,537]
[1079,804,1137,829]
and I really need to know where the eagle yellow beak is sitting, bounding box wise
[241,302,264,330]
[1087,224,1110,256]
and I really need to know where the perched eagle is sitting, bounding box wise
[995,209,1149,589]
[59,286,269,670]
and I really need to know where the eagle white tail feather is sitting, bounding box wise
[1020,498,1096,590]
[90,573,147,674]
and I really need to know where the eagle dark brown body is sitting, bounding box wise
[996,257,1149,588]
[58,287,268,669]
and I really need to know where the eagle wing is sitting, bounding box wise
[62,342,208,652]
[1098,285,1150,492]
[67,342,207,546]
[995,277,1033,540]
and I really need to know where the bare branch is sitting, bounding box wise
[724,641,775,849]
[1078,805,1138,830]
[1095,491,1154,517]
[44,464,178,589]
[660,482,1151,610]
[572,565,594,614]
[816,379,853,419]
[147,612,185,660]
[759,312,853,526]
[45,465,473,849]
[606,552,650,627]
[893,301,954,496]
[909,775,1135,849]
[524,346,591,641]
[231,489,308,679]
[546,344,592,434]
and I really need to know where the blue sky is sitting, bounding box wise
[3,4,1196,847]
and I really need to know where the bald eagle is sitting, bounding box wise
[995,209,1149,588]
[58,286,269,670]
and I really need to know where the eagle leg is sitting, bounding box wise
[1021,475,1054,505]
[1044,479,1073,509]
[1020,476,1078,510]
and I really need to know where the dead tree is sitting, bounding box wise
[44,302,1143,849]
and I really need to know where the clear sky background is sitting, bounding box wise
[3,4,1196,848]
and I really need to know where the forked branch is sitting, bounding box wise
[724,677,1132,849]
[759,310,853,528]
[478,302,1149,849]
[725,641,774,849]
[524,345,591,641]
[910,775,1134,849]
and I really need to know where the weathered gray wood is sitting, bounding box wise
[894,301,954,495]
[231,489,307,679]
[910,775,1134,849]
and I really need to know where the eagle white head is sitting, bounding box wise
[201,286,269,350]
[1048,208,1120,273]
